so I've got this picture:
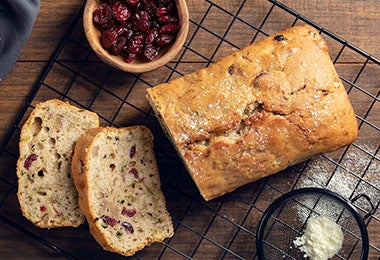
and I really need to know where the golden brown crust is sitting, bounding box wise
[146,25,358,201]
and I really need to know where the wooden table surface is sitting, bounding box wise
[0,0,379,259]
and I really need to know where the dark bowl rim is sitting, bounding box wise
[255,187,369,260]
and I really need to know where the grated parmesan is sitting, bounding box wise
[293,216,344,260]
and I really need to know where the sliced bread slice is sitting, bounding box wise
[71,126,174,256]
[16,99,100,228]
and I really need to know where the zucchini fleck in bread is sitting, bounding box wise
[146,25,358,201]
[16,99,100,228]
[71,126,173,256]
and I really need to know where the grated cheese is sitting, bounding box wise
[293,216,344,260]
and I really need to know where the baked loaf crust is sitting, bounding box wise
[146,25,358,201]
[16,99,100,228]
[71,126,174,256]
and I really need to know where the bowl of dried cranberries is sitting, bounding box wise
[83,0,189,73]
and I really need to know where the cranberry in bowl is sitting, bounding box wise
[83,0,189,73]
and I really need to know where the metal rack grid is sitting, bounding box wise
[0,0,379,259]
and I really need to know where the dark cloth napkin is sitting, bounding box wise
[0,0,40,81]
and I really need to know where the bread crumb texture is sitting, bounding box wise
[71,126,173,256]
[16,99,99,228]
[147,25,358,200]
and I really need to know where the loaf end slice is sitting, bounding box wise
[16,99,100,228]
[71,126,174,256]
[146,25,358,200]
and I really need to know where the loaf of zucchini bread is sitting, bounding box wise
[71,126,173,256]
[146,25,358,201]
[16,99,99,227]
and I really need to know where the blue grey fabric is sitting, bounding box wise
[0,0,40,81]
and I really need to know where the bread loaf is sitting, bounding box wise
[71,126,174,256]
[146,25,358,201]
[16,99,100,228]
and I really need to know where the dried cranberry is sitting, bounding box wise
[130,145,136,159]
[145,29,158,44]
[125,0,140,6]
[93,4,112,27]
[112,1,131,22]
[156,6,170,17]
[24,154,37,169]
[129,168,139,179]
[124,52,137,63]
[93,0,179,62]
[113,24,127,36]
[101,19,117,30]
[144,44,160,60]
[155,34,173,46]
[160,23,179,34]
[132,10,151,33]
[121,208,137,217]
[110,36,127,55]
[126,33,144,53]
[101,29,118,49]
[40,205,46,212]
[102,215,118,227]
[158,15,178,24]
[121,222,134,233]
[124,28,134,40]
[144,4,157,18]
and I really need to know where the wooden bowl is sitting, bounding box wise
[83,0,189,73]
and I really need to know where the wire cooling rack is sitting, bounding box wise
[0,0,379,259]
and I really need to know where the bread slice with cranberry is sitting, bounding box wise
[71,126,173,256]
[16,99,100,228]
